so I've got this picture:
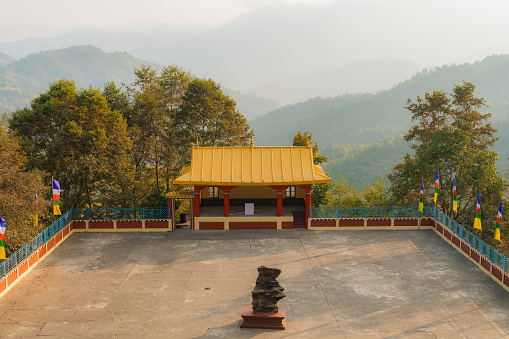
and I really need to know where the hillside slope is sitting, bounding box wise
[251,54,509,147]
[0,45,158,113]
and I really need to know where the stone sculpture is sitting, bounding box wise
[251,265,285,315]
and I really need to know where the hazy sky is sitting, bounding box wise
[0,0,332,42]
[3,0,509,91]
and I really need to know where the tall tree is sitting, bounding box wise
[292,131,330,206]
[175,78,251,152]
[105,66,250,206]
[389,81,505,242]
[9,79,133,208]
[0,121,52,254]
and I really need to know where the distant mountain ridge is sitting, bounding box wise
[249,59,420,105]
[251,54,509,148]
[0,45,158,113]
[0,45,278,118]
[4,0,507,93]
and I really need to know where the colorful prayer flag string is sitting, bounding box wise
[473,192,482,231]
[0,217,6,260]
[418,179,424,213]
[434,170,439,205]
[495,200,503,242]
[53,179,62,216]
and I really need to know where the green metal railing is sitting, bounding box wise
[72,207,170,220]
[310,205,507,272]
[310,205,434,218]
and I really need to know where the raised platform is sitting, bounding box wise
[240,307,286,330]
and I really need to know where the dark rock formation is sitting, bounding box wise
[251,265,285,315]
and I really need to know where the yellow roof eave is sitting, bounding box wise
[173,146,332,186]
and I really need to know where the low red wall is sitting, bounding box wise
[481,257,491,271]
[229,222,277,230]
[437,224,444,234]
[7,270,17,286]
[88,221,114,229]
[338,219,364,227]
[470,250,480,263]
[146,220,170,229]
[394,219,418,226]
[282,222,293,229]
[461,242,470,255]
[200,222,224,230]
[73,221,86,229]
[117,220,143,229]
[452,236,461,248]
[18,262,28,276]
[311,219,336,227]
[367,219,391,227]
[493,266,503,281]
[421,218,434,226]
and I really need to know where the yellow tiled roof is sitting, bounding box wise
[173,146,331,186]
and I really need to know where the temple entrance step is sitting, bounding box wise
[292,211,306,228]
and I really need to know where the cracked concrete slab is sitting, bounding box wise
[0,229,508,338]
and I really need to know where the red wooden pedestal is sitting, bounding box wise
[240,307,286,330]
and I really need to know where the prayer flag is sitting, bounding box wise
[453,178,458,214]
[434,170,439,204]
[473,192,482,231]
[495,200,503,242]
[0,217,6,260]
[52,180,60,200]
[53,179,62,216]
[418,179,424,213]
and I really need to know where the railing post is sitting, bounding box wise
[391,206,394,218]
[504,256,507,272]
[364,206,367,218]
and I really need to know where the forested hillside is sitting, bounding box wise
[0,45,277,119]
[0,45,158,113]
[0,51,15,67]
[251,54,509,147]
[321,136,410,189]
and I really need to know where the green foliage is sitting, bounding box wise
[292,131,330,206]
[0,45,158,114]
[389,82,506,246]
[0,121,52,255]
[362,178,392,206]
[104,66,251,207]
[175,77,251,150]
[292,131,327,165]
[326,175,363,207]
[321,136,410,189]
[251,54,509,149]
[9,79,133,209]
[0,51,16,67]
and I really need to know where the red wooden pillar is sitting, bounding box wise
[276,191,283,216]
[305,190,312,223]
[270,186,290,216]
[218,186,237,217]
[167,197,173,220]
[299,185,312,228]
[224,191,230,216]
[193,186,206,217]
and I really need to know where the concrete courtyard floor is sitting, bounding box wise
[0,229,508,338]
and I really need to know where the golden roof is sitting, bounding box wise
[173,146,331,186]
